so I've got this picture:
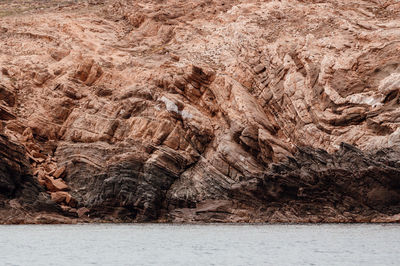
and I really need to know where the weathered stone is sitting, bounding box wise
[0,134,61,223]
[53,166,66,179]
[0,84,15,106]
[254,64,266,74]
[43,176,69,192]
[0,105,15,120]
[51,191,71,204]
[77,207,90,218]
[1,0,400,224]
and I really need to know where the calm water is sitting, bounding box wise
[0,224,399,266]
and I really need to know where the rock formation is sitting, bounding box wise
[0,0,400,223]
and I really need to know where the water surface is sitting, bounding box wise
[0,224,399,265]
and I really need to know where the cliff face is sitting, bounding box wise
[1,0,400,223]
[0,134,67,223]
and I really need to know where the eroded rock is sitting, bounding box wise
[1,0,400,223]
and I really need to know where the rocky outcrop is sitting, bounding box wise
[0,134,67,223]
[167,144,400,223]
[0,0,400,223]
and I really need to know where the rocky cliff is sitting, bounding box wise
[1,0,400,223]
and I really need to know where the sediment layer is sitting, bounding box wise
[1,0,400,223]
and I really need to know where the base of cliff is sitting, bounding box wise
[1,134,399,224]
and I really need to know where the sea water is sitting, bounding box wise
[0,224,399,266]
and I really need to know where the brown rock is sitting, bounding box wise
[0,83,16,106]
[0,134,61,223]
[50,191,71,203]
[43,176,69,192]
[77,207,90,218]
[0,105,15,120]
[33,70,52,86]
[254,64,266,74]
[53,166,66,179]
[49,48,70,61]
[50,191,77,207]
[32,151,46,160]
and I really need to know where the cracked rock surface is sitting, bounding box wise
[1,0,400,223]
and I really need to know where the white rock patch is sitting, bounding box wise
[160,96,192,119]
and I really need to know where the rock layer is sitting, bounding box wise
[0,134,66,223]
[0,0,400,223]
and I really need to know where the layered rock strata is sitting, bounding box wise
[0,0,400,223]
[0,134,69,223]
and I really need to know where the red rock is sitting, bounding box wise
[32,151,46,160]
[0,104,15,120]
[43,176,69,192]
[77,207,90,218]
[50,191,78,208]
[50,191,70,203]
[53,166,66,179]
